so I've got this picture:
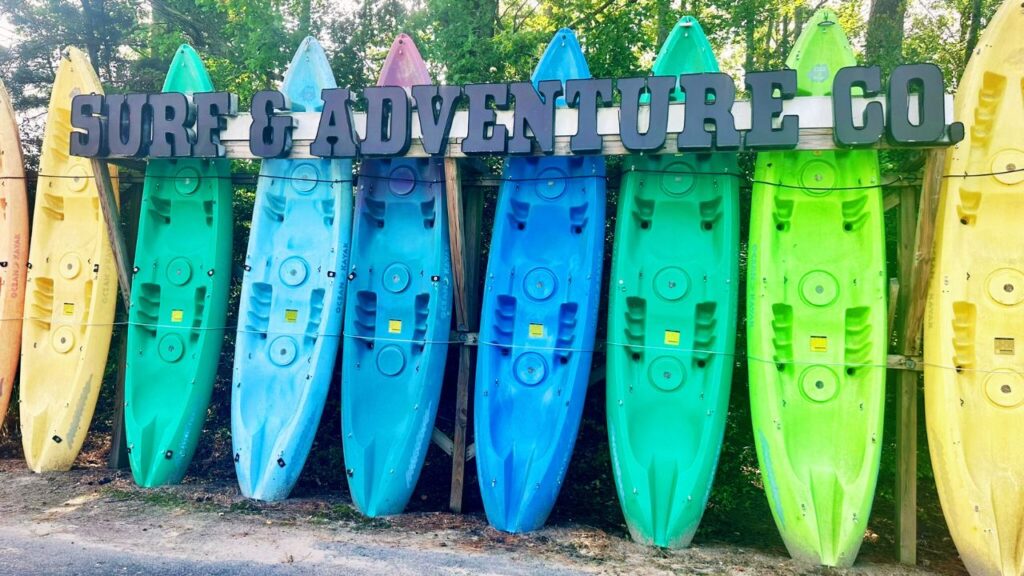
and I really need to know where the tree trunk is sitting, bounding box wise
[78,0,104,76]
[298,0,312,37]
[865,0,908,75]
[778,12,791,60]
[151,0,167,54]
[656,0,672,48]
[744,9,756,73]
[794,5,805,43]
[964,0,983,63]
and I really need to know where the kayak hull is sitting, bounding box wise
[233,37,352,501]
[747,10,886,566]
[0,77,28,428]
[341,155,452,516]
[341,33,452,517]
[476,154,605,533]
[125,45,233,487]
[19,48,119,472]
[609,151,738,547]
[475,29,605,534]
[607,16,739,549]
[925,3,1024,575]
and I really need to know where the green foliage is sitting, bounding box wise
[902,0,1003,89]
[0,0,141,165]
[324,0,414,89]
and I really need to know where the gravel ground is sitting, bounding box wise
[0,460,960,575]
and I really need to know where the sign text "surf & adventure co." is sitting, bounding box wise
[69,64,964,159]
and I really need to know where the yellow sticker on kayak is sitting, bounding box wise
[285,309,298,323]
[388,319,402,334]
[995,337,1015,355]
[62,303,74,316]
[810,336,828,352]
[529,323,544,338]
[171,309,184,323]
[664,330,680,346]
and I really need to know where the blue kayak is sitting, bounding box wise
[232,37,352,501]
[474,28,606,533]
[341,34,453,517]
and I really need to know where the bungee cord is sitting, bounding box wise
[0,163,1021,189]
[0,314,1011,376]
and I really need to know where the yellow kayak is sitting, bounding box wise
[19,47,119,472]
[0,76,28,427]
[925,2,1024,574]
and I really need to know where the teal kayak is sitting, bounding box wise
[607,16,739,548]
[125,45,233,487]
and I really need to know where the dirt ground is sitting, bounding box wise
[0,459,966,576]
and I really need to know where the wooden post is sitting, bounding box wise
[106,173,141,469]
[461,181,484,467]
[894,149,946,564]
[895,183,919,565]
[93,158,133,468]
[443,157,483,512]
[91,160,131,311]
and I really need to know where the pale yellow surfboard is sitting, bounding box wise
[925,2,1024,574]
[0,76,29,428]
[19,47,118,472]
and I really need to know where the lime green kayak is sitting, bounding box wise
[747,9,886,566]
[125,45,233,487]
[607,16,739,548]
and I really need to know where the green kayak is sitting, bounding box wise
[747,9,886,566]
[607,16,739,548]
[125,45,233,487]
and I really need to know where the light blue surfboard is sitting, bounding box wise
[232,37,353,501]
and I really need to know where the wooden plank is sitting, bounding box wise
[893,160,928,565]
[901,150,946,352]
[92,160,132,311]
[444,157,471,513]
[449,347,471,514]
[107,174,141,469]
[894,181,918,565]
[108,330,130,468]
[884,190,901,212]
[208,94,956,159]
[449,182,484,511]
[896,368,919,565]
[893,150,944,565]
[431,427,454,456]
[446,158,470,332]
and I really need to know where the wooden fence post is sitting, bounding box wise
[894,149,946,564]
[104,169,141,469]
[91,160,135,469]
[444,157,468,512]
